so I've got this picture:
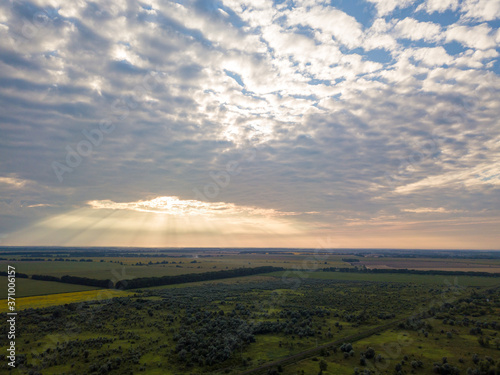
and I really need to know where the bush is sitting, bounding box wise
[364,347,375,359]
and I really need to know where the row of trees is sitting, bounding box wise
[0,271,28,278]
[115,266,284,289]
[32,274,113,288]
[322,267,500,277]
[27,266,284,290]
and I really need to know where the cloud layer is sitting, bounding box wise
[0,0,499,248]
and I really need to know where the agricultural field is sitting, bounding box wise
[0,252,351,280]
[0,289,133,313]
[0,276,99,299]
[359,257,500,273]
[269,270,500,287]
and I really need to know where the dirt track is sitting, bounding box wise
[238,318,405,375]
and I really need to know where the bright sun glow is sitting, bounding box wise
[87,196,296,217]
[5,197,312,248]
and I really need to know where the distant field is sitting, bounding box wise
[0,276,99,299]
[0,289,133,312]
[2,260,210,280]
[359,257,500,273]
[1,254,349,280]
[139,274,279,290]
[268,270,500,287]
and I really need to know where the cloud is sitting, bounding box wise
[285,4,364,49]
[416,0,500,21]
[0,176,29,188]
[395,161,500,194]
[4,197,310,247]
[411,46,453,67]
[365,0,418,16]
[0,0,499,248]
[416,0,460,13]
[460,0,500,21]
[446,23,497,50]
[402,207,462,213]
[26,203,55,208]
[88,196,297,217]
[393,18,443,43]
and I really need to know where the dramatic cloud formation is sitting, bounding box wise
[0,0,499,249]
[87,196,298,217]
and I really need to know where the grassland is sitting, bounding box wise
[268,270,500,286]
[359,257,500,273]
[1,254,350,280]
[0,276,99,299]
[282,312,500,375]
[3,275,489,375]
[140,274,279,290]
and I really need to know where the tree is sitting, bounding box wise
[411,360,422,369]
[365,347,375,359]
[319,359,328,371]
[341,343,353,352]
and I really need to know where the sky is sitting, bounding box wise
[0,0,499,249]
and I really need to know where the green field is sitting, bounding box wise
[0,276,99,299]
[139,274,279,290]
[269,270,500,287]
[2,255,350,280]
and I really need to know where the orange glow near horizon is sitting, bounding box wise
[3,196,500,250]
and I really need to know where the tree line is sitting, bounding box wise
[26,266,284,290]
[322,267,500,277]
[19,265,500,292]
[32,274,113,288]
[114,266,284,289]
[0,271,29,278]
